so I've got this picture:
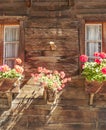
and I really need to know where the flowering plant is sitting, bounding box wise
[80,52,106,82]
[0,58,24,79]
[31,67,71,92]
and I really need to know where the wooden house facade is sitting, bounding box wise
[0,0,106,130]
[0,0,79,78]
[0,0,106,78]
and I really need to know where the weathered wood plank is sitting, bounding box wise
[25,18,78,29]
[76,9,106,14]
[76,3,106,9]
[75,0,106,2]
[44,123,96,130]
[25,28,78,39]
[25,50,78,57]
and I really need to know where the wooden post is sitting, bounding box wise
[6,92,12,107]
[89,93,95,106]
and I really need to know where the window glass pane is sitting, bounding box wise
[5,60,14,68]
[85,24,102,58]
[87,42,101,57]
[5,43,18,58]
[4,25,20,67]
[5,27,19,42]
[86,25,102,41]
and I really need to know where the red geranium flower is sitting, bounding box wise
[99,52,106,59]
[101,67,106,74]
[80,55,88,62]
[94,52,100,57]
[94,58,101,64]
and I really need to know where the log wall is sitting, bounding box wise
[0,0,79,78]
[0,0,105,78]
[0,1,106,130]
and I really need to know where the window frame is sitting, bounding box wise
[85,23,102,60]
[3,25,20,66]
[0,19,25,67]
[79,19,106,73]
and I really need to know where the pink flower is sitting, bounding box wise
[61,84,65,88]
[60,71,65,79]
[67,77,71,81]
[34,77,39,82]
[99,52,106,59]
[53,70,59,75]
[31,73,35,77]
[61,78,68,83]
[15,58,22,64]
[82,64,85,69]
[1,65,10,72]
[37,67,43,73]
[0,66,2,72]
[31,67,71,91]
[80,55,88,62]
[42,67,46,73]
[57,87,63,91]
[94,58,101,64]
[94,52,100,57]
[47,74,52,78]
[44,69,51,74]
[101,67,106,74]
[15,65,24,74]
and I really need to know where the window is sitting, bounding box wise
[85,22,106,60]
[4,25,20,67]
[85,24,102,59]
[0,21,24,68]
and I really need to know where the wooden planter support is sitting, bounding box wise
[85,80,103,106]
[43,87,57,104]
[0,78,22,107]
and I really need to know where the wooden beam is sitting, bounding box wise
[67,0,74,7]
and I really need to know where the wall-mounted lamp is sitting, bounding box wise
[49,41,57,51]
[26,0,32,8]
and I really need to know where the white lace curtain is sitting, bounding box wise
[85,24,102,57]
[4,26,19,67]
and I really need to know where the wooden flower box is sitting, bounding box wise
[0,78,22,107]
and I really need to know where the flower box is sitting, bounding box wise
[80,52,106,106]
[0,58,24,107]
[0,78,23,92]
[31,67,71,104]
[85,80,103,105]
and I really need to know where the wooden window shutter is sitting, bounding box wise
[0,25,3,64]
[18,21,25,63]
[102,22,106,52]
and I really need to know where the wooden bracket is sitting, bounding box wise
[26,0,32,8]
